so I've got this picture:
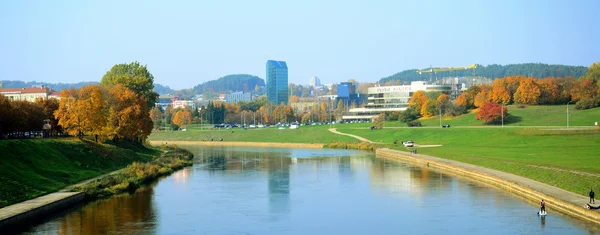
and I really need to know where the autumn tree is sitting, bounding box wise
[289,95,299,103]
[172,109,192,129]
[150,106,164,129]
[490,79,511,104]
[537,78,559,104]
[100,62,159,109]
[513,78,541,104]
[55,89,82,137]
[421,99,436,117]
[76,85,107,141]
[408,90,428,112]
[334,99,345,121]
[0,95,14,135]
[474,89,491,108]
[475,102,509,124]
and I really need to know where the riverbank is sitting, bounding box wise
[74,145,194,198]
[0,144,193,232]
[0,139,158,208]
[148,140,324,149]
[376,148,600,225]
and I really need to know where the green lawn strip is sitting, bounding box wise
[0,139,158,208]
[74,145,194,198]
[418,105,600,127]
[148,125,359,143]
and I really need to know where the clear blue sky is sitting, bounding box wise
[1,0,598,89]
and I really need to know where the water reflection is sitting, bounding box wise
[23,146,600,234]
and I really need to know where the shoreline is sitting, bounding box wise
[376,148,600,226]
[148,140,324,149]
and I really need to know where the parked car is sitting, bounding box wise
[442,124,450,128]
[403,141,414,147]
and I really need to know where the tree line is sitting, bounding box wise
[379,63,588,84]
[383,62,600,125]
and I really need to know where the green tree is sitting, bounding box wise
[100,61,159,110]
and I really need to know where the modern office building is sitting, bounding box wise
[309,76,321,87]
[266,60,288,104]
[342,81,453,121]
[337,82,355,98]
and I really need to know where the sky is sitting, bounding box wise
[1,0,599,90]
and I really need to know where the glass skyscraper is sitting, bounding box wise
[266,60,288,104]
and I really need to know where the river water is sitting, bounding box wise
[23,145,599,234]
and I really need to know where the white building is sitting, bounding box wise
[342,81,454,121]
[225,91,252,104]
[172,100,196,110]
[0,87,60,102]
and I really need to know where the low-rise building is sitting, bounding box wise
[0,87,59,102]
[343,81,454,121]
[226,91,252,103]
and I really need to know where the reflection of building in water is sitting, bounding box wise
[267,154,292,216]
[369,158,415,195]
[338,156,353,183]
[173,167,191,183]
[59,188,156,234]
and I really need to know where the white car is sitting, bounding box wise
[403,141,414,147]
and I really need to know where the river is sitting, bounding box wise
[22,145,599,234]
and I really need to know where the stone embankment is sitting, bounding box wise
[0,192,85,231]
[149,140,323,149]
[376,148,600,225]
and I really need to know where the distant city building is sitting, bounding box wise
[337,82,355,98]
[0,87,59,102]
[266,60,288,104]
[155,95,175,109]
[172,100,196,110]
[218,94,226,101]
[309,76,321,87]
[343,81,454,121]
[226,91,252,103]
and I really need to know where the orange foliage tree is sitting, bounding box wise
[490,79,511,104]
[513,78,541,104]
[172,109,192,129]
[475,102,509,124]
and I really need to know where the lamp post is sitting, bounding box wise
[439,103,442,128]
[501,103,504,127]
[567,101,572,128]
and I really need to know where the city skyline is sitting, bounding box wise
[1,0,599,89]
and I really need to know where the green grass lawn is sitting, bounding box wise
[419,105,600,127]
[148,124,359,143]
[0,138,158,208]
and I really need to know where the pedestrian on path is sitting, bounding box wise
[590,189,595,204]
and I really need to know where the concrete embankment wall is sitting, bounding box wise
[376,148,600,225]
[0,192,85,231]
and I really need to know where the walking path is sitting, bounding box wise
[0,169,123,231]
[328,128,374,143]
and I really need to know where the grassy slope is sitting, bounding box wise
[148,125,359,143]
[419,105,600,127]
[0,139,158,208]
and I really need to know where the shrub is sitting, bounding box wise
[575,97,598,110]
[407,120,422,127]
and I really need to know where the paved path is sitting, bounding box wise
[328,128,374,143]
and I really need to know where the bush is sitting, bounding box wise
[407,120,422,127]
[517,105,526,108]
[575,97,598,110]
[444,103,467,117]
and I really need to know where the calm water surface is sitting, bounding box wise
[23,146,600,234]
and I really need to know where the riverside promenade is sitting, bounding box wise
[376,148,600,225]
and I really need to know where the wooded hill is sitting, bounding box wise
[191,74,264,94]
[379,63,588,84]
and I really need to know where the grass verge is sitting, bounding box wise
[74,145,194,198]
[0,138,157,208]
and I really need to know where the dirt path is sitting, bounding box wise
[328,128,375,143]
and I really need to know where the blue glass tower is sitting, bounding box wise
[266,60,288,104]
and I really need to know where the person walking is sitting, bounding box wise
[590,189,595,204]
